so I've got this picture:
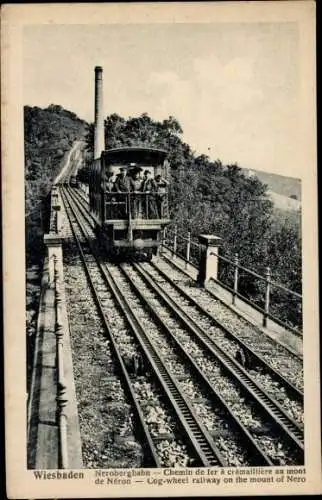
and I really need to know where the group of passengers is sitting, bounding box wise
[103,166,168,218]
[104,166,168,194]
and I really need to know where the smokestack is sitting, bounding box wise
[94,66,105,159]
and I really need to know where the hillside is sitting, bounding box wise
[25,104,88,263]
[243,169,301,201]
[268,190,301,212]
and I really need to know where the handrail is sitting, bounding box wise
[162,225,302,334]
[103,191,169,219]
[164,226,302,300]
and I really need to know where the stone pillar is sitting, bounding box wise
[197,234,222,286]
[44,234,63,284]
[51,189,62,233]
[94,66,105,159]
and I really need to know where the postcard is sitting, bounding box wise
[2,1,321,498]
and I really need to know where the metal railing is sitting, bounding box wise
[161,225,302,336]
[103,191,169,220]
[54,256,69,468]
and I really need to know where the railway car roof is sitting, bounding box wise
[102,147,168,165]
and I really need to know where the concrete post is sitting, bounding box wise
[44,234,63,284]
[197,234,222,286]
[51,190,62,233]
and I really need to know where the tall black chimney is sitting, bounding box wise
[94,66,104,159]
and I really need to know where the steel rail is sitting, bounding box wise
[68,188,278,464]
[121,264,304,462]
[98,264,226,468]
[68,186,303,401]
[116,265,276,466]
[149,260,303,402]
[131,262,304,455]
[66,186,303,462]
[62,188,224,467]
[61,188,161,467]
[160,252,303,360]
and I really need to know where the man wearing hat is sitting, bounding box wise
[114,167,130,192]
[114,167,130,218]
[129,167,143,192]
[142,169,157,218]
[155,173,169,217]
[105,171,117,192]
[128,166,143,218]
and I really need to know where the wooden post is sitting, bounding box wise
[263,266,271,327]
[173,225,177,259]
[186,231,191,269]
[232,253,239,305]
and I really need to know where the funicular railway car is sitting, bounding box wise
[89,146,171,260]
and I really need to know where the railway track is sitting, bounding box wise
[62,188,228,467]
[160,253,303,380]
[64,187,304,466]
[136,261,303,424]
[62,188,272,466]
[113,263,303,462]
[74,184,303,389]
[71,187,303,423]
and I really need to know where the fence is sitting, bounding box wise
[161,225,302,336]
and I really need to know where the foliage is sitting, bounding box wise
[85,113,192,171]
[25,105,87,263]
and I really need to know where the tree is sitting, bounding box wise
[25,105,87,263]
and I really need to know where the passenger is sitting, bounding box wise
[129,167,143,192]
[114,168,130,218]
[141,170,157,218]
[155,174,169,218]
[103,172,117,218]
[105,171,116,192]
[129,167,143,218]
[114,167,130,192]
[142,170,156,193]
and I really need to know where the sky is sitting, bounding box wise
[23,22,300,176]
